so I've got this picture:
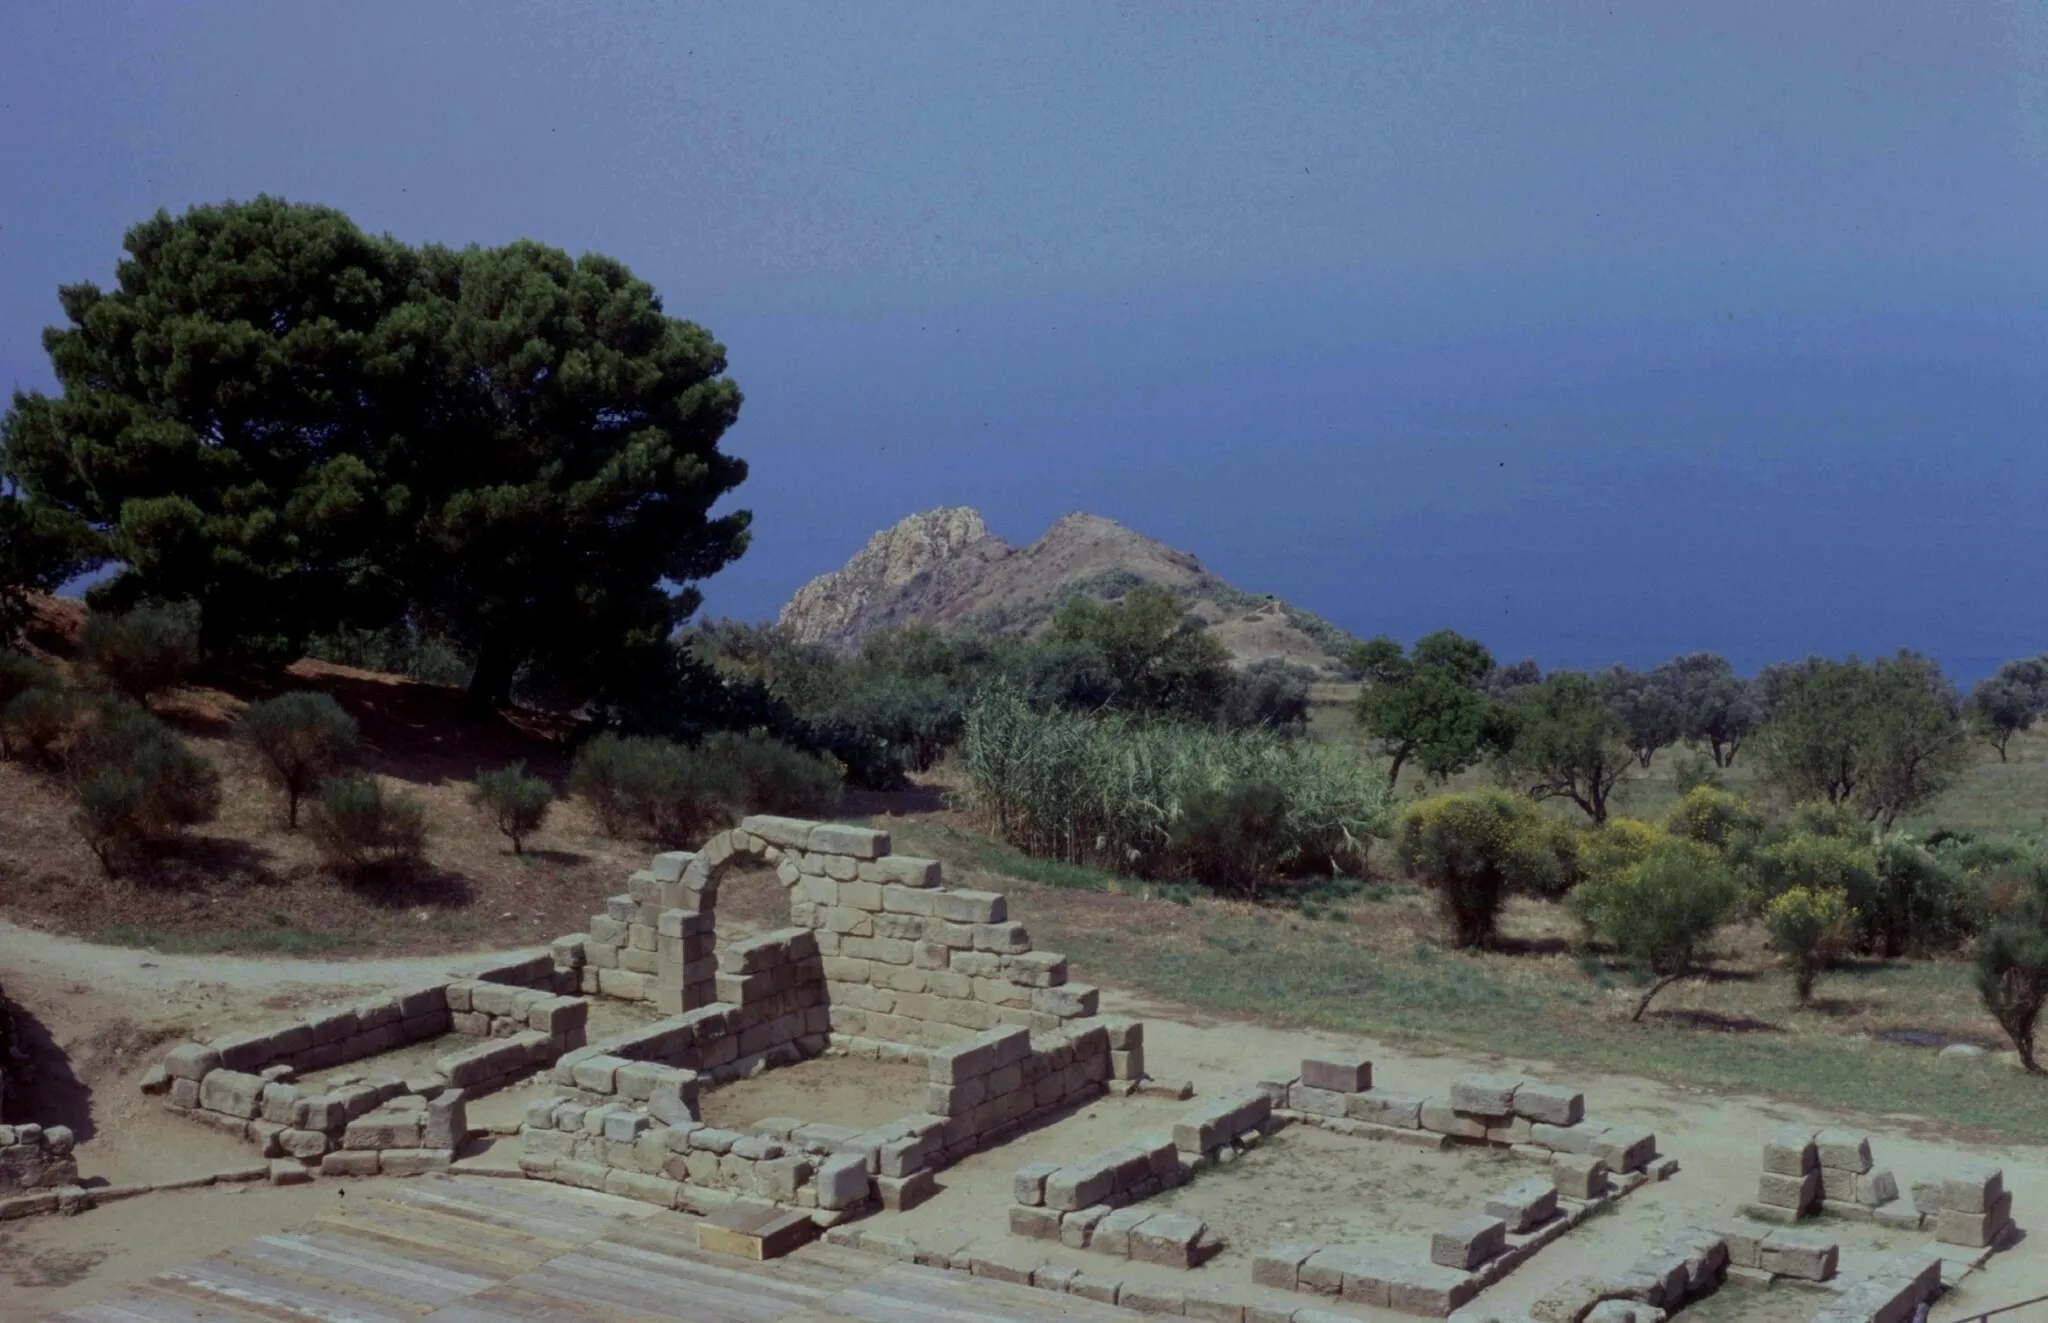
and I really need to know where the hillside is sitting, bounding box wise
[777,507,1357,670]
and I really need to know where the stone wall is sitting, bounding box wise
[150,971,584,1165]
[556,818,1108,1055]
[922,1021,1121,1163]
[520,1097,899,1219]
[0,1122,77,1204]
[1268,1060,1664,1180]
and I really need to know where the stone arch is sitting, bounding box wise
[654,816,893,1010]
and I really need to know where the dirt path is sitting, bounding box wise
[5,927,2046,1320]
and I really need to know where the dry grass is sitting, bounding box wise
[0,659,669,955]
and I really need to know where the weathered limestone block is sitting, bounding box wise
[1128,1212,1208,1268]
[165,1043,220,1081]
[1346,1089,1425,1129]
[1758,1169,1821,1212]
[1486,1178,1559,1232]
[1936,1192,2013,1248]
[1009,1204,1063,1240]
[1758,1229,1837,1281]
[1432,1213,1506,1269]
[1814,1129,1872,1173]
[1449,1074,1522,1116]
[1590,1126,1655,1174]
[1252,1243,1317,1290]
[1941,1164,2005,1213]
[1552,1153,1610,1200]
[1289,1083,1350,1118]
[808,824,890,858]
[1512,1082,1585,1126]
[198,1069,266,1119]
[1762,1126,1819,1176]
[936,890,1007,924]
[1300,1055,1371,1094]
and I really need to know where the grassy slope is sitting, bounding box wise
[890,812,2048,1144]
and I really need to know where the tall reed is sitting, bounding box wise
[958,685,1391,888]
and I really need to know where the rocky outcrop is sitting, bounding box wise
[777,507,1356,671]
[778,508,1002,651]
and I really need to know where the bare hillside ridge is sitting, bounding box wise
[776,507,1357,670]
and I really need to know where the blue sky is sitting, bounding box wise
[3,2,2045,680]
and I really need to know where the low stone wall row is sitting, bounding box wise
[148,973,586,1164]
[1268,1059,1663,1178]
[923,1020,1126,1163]
[519,1095,922,1219]
[1258,1166,1662,1318]
[1754,1125,2015,1252]
[0,1122,78,1211]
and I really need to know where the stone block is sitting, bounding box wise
[269,1158,312,1186]
[1590,1126,1655,1173]
[1512,1082,1585,1126]
[1449,1073,1521,1116]
[1129,1211,1207,1268]
[1288,1083,1350,1117]
[1935,1192,2012,1247]
[1758,1168,1821,1212]
[1300,1055,1371,1094]
[815,1152,869,1210]
[321,1150,380,1177]
[1386,1263,1477,1317]
[1815,1128,1872,1173]
[1941,1164,2005,1214]
[1420,1102,1488,1140]
[1552,1153,1610,1200]
[1486,1177,1558,1232]
[1251,1242,1316,1290]
[1431,1213,1506,1269]
[808,823,890,858]
[198,1069,266,1119]
[937,890,1007,924]
[165,1042,221,1081]
[1759,1230,1837,1281]
[1013,1160,1059,1205]
[1009,1203,1063,1240]
[1762,1126,1818,1176]
[1092,1206,1154,1257]
[1062,1204,1110,1249]
[1346,1089,1425,1129]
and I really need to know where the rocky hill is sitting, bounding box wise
[777,507,1356,671]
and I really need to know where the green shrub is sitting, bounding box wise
[1867,831,1980,957]
[64,699,221,874]
[1574,843,1740,1020]
[307,775,428,877]
[1975,920,2048,1073]
[1762,885,1856,1005]
[235,691,359,827]
[1669,751,1724,793]
[78,602,200,704]
[960,685,1389,890]
[1,684,77,760]
[819,680,963,774]
[571,731,839,847]
[469,762,554,854]
[1394,789,1565,948]
[1167,779,1291,899]
[303,623,473,687]
[0,650,58,714]
[1663,786,1762,852]
[708,731,842,820]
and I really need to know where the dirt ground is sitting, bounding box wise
[696,1052,931,1133]
[1148,1125,1543,1255]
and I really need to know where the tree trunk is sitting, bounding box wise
[1631,973,1681,1022]
[1386,742,1413,789]
[463,644,517,721]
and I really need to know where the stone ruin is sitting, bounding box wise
[0,817,2020,1323]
